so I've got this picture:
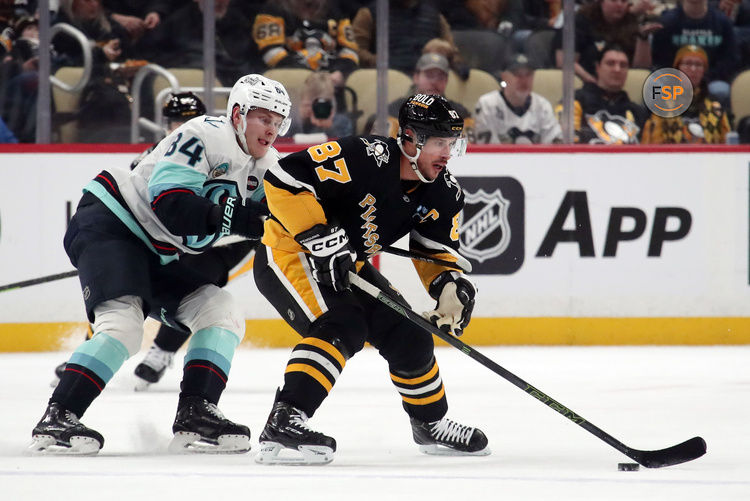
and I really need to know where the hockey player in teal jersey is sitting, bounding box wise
[30,74,291,455]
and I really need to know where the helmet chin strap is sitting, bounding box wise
[397,135,434,184]
[232,107,251,155]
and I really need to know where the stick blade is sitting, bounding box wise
[631,436,707,468]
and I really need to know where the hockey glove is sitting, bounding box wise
[217,196,265,240]
[423,271,476,337]
[296,224,357,292]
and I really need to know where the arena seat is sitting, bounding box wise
[730,69,750,126]
[531,69,582,107]
[445,68,500,113]
[51,67,85,143]
[345,68,413,134]
[624,68,650,105]
[263,68,314,112]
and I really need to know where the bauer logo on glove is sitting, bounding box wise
[423,271,476,337]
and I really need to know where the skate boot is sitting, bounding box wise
[411,416,490,456]
[133,344,174,391]
[169,396,251,454]
[255,401,336,465]
[29,403,104,455]
[50,361,67,387]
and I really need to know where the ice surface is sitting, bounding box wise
[1,345,747,500]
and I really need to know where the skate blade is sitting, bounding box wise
[418,443,491,457]
[29,434,101,456]
[254,441,334,465]
[133,378,151,392]
[169,431,250,454]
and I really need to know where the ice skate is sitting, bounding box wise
[411,416,490,456]
[255,401,336,465]
[169,396,251,454]
[29,403,104,455]
[50,361,67,387]
[133,344,174,391]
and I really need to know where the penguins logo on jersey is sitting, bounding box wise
[586,110,640,144]
[360,137,390,167]
[444,173,462,201]
[459,188,512,263]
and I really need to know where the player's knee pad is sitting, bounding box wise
[92,295,145,357]
[176,284,245,344]
[309,304,368,359]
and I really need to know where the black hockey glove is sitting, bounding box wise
[423,271,476,337]
[217,196,265,240]
[296,224,357,292]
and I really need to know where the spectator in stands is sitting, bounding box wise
[1,15,42,142]
[362,51,474,138]
[251,0,359,88]
[0,115,17,142]
[142,0,256,85]
[474,53,562,144]
[287,71,354,140]
[102,0,173,54]
[52,0,142,143]
[642,44,730,143]
[556,43,647,144]
[352,0,463,75]
[553,0,656,84]
[715,0,750,71]
[651,0,739,102]
[440,0,524,34]
[513,0,563,68]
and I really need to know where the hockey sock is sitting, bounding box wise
[51,364,106,418]
[278,337,347,417]
[153,323,190,353]
[180,327,239,404]
[391,357,448,423]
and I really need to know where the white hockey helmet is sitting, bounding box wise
[227,74,292,153]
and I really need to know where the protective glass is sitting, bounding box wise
[420,135,468,157]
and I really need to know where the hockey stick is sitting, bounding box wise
[0,270,78,293]
[348,271,707,468]
[382,246,472,273]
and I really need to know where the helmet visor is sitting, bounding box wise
[420,135,468,157]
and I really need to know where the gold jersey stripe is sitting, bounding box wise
[400,386,445,405]
[285,363,333,392]
[270,248,327,319]
[299,337,347,368]
[264,180,327,238]
[390,361,439,385]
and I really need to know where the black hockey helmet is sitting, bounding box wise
[398,94,464,144]
[397,94,467,183]
[163,92,207,120]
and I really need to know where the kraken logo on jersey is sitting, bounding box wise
[360,137,390,167]
[209,162,229,179]
[459,188,512,263]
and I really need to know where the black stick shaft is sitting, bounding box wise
[0,270,78,293]
[348,272,706,468]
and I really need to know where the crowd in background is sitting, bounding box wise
[0,0,749,144]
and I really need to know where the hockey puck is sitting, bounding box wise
[618,462,640,471]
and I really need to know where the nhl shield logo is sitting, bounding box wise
[460,188,511,263]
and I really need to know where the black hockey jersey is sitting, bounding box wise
[262,135,464,288]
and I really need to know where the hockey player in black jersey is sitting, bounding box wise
[253,94,489,464]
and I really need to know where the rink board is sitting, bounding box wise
[1,144,749,349]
